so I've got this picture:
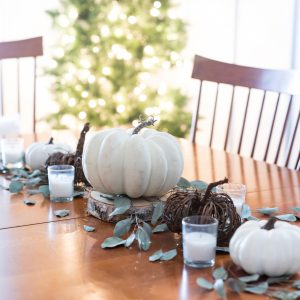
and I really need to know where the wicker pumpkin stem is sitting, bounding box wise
[132,116,156,135]
[202,177,228,202]
[75,123,90,157]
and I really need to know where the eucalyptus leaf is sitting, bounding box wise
[9,181,24,193]
[109,196,131,217]
[125,232,135,248]
[23,199,36,205]
[190,180,208,190]
[160,249,177,261]
[267,275,291,284]
[212,267,228,280]
[270,291,300,300]
[39,185,50,197]
[149,249,163,262]
[152,223,169,233]
[101,236,126,248]
[151,201,164,225]
[196,277,213,290]
[241,204,251,219]
[25,177,41,186]
[11,168,28,178]
[245,281,268,295]
[216,247,230,253]
[214,279,226,300]
[73,191,85,198]
[276,214,297,222]
[256,207,279,215]
[247,215,260,221]
[226,278,246,293]
[291,207,300,213]
[83,225,95,232]
[113,218,132,237]
[142,221,153,236]
[54,209,70,218]
[99,193,115,200]
[239,274,260,283]
[136,227,151,251]
[177,177,191,188]
[28,169,42,178]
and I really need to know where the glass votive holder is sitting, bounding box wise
[1,137,24,168]
[216,183,246,217]
[48,165,75,202]
[182,215,218,268]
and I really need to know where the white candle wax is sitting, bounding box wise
[231,197,244,216]
[184,231,216,262]
[4,150,23,163]
[49,174,74,198]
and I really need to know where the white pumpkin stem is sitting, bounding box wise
[262,217,277,230]
[48,137,54,144]
[132,116,156,135]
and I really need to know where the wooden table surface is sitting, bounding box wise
[0,140,299,300]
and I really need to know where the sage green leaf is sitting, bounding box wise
[25,177,41,186]
[113,218,132,237]
[27,189,40,195]
[270,291,300,300]
[213,267,228,280]
[216,247,229,253]
[190,180,208,190]
[11,168,28,178]
[23,199,36,205]
[39,185,50,197]
[109,196,131,217]
[73,191,85,198]
[241,204,251,219]
[291,207,300,213]
[247,215,260,221]
[160,249,177,261]
[239,274,260,282]
[276,214,297,222]
[136,227,151,251]
[9,181,24,193]
[125,232,135,248]
[28,169,42,178]
[151,201,164,225]
[83,225,95,232]
[245,281,268,295]
[292,280,300,289]
[152,223,168,233]
[142,221,152,236]
[177,177,191,189]
[149,249,163,262]
[256,207,278,215]
[214,279,226,300]
[196,277,213,290]
[54,209,70,218]
[99,193,115,200]
[227,278,246,293]
[267,275,290,284]
[101,236,126,248]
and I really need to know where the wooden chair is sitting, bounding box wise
[190,55,300,170]
[0,37,43,137]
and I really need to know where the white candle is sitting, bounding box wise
[4,150,23,163]
[184,231,216,262]
[49,174,74,198]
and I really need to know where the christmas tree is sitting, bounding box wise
[46,0,191,137]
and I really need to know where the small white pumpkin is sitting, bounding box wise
[229,218,300,276]
[25,137,73,170]
[82,118,184,198]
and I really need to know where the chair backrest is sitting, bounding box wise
[190,55,300,170]
[0,37,43,137]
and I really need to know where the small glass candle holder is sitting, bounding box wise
[182,215,218,268]
[1,137,24,168]
[216,183,246,217]
[48,165,75,202]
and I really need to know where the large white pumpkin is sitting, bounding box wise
[229,218,300,276]
[25,138,73,170]
[82,123,184,198]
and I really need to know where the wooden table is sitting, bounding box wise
[0,140,299,300]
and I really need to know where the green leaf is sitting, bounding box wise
[213,267,228,280]
[196,277,213,290]
[216,247,229,253]
[9,181,24,193]
[190,180,208,190]
[267,275,291,284]
[113,218,132,237]
[227,278,246,293]
[256,207,279,215]
[23,199,36,205]
[247,215,260,221]
[291,207,300,213]
[136,227,151,251]
[149,249,163,262]
[245,281,268,295]
[54,209,70,217]
[276,214,297,222]
[241,204,251,219]
[25,177,41,186]
[28,169,42,178]
[73,191,85,198]
[142,221,152,236]
[39,185,50,197]
[177,177,191,188]
[83,225,95,232]
[160,249,177,261]
[101,236,126,248]
[125,232,135,248]
[239,274,260,283]
[11,168,28,178]
[151,201,164,225]
[270,291,300,300]
[152,223,168,233]
[214,279,226,300]
[109,196,131,217]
